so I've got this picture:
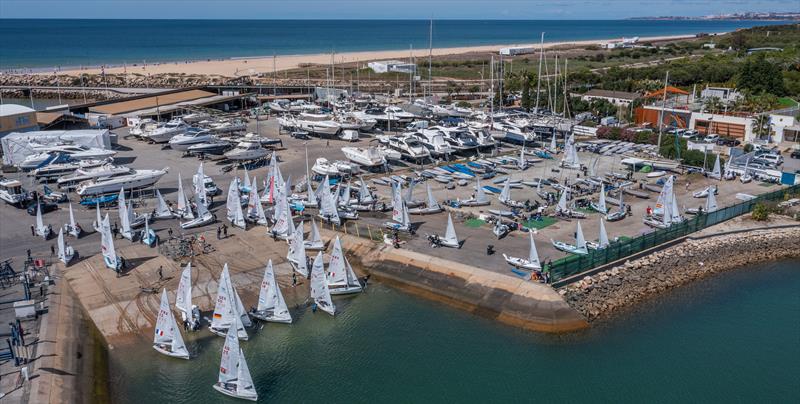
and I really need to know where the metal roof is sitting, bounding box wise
[0,104,36,116]
[88,89,216,115]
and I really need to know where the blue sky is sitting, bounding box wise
[0,0,795,19]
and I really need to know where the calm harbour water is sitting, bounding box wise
[0,19,789,68]
[111,259,800,403]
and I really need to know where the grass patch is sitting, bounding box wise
[465,218,486,228]
[778,97,798,108]
[617,235,632,242]
[759,182,776,187]
[576,207,596,214]
[524,216,557,230]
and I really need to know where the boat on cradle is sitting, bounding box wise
[503,232,541,270]
[551,221,589,255]
[168,128,217,151]
[250,260,292,323]
[56,164,131,191]
[32,159,108,182]
[75,168,168,196]
[326,236,364,295]
[341,146,386,167]
[0,179,28,206]
[187,140,232,156]
[152,289,190,360]
[146,119,188,143]
[212,327,257,401]
[224,140,270,161]
[312,157,357,176]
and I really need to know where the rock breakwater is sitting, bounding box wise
[561,227,800,321]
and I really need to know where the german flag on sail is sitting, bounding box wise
[213,313,223,319]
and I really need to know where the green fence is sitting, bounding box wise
[548,184,799,284]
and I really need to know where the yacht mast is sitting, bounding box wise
[534,32,544,114]
[428,18,433,100]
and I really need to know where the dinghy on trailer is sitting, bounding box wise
[209,264,249,340]
[327,236,363,295]
[317,175,342,226]
[251,260,292,323]
[310,252,335,316]
[503,232,541,270]
[212,327,257,401]
[57,228,76,265]
[408,182,442,214]
[34,200,52,239]
[175,263,200,331]
[153,189,174,219]
[552,221,589,255]
[175,173,194,220]
[153,289,190,360]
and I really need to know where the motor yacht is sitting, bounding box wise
[146,119,187,143]
[168,128,217,151]
[75,168,168,196]
[57,164,132,190]
[187,140,232,156]
[379,135,430,161]
[32,159,109,182]
[224,141,269,161]
[341,146,387,167]
[410,130,455,157]
[294,114,341,137]
[0,179,28,206]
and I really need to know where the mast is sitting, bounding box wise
[534,32,544,114]
[428,18,433,100]
[490,55,494,126]
[563,58,570,119]
[657,71,670,156]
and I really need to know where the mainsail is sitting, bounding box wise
[100,213,118,270]
[598,218,609,249]
[288,222,308,277]
[326,236,362,292]
[528,232,541,267]
[175,263,193,320]
[256,260,292,323]
[177,173,193,219]
[155,189,172,218]
[575,221,587,252]
[443,213,459,246]
[310,251,335,316]
[211,264,248,340]
[154,289,188,359]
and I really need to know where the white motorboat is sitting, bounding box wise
[412,129,456,157]
[28,143,117,161]
[379,135,430,160]
[75,168,168,196]
[128,118,157,138]
[32,158,109,182]
[295,113,341,137]
[0,179,28,206]
[341,146,386,167]
[692,186,718,198]
[146,119,187,143]
[207,120,246,135]
[224,141,269,161]
[56,164,131,190]
[377,145,402,161]
[168,128,217,151]
[312,157,356,176]
[186,140,232,156]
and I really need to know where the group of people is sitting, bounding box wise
[215,224,229,240]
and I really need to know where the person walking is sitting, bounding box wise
[30,225,35,236]
[223,224,228,238]
[167,227,173,239]
[157,265,163,281]
[50,244,55,256]
[216,226,221,240]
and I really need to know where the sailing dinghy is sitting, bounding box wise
[436,213,461,248]
[408,182,443,214]
[552,221,589,255]
[212,327,258,401]
[153,189,174,219]
[209,264,250,340]
[34,200,52,239]
[251,260,292,323]
[65,203,81,238]
[57,228,76,265]
[153,289,190,360]
[503,232,541,270]
[303,219,326,251]
[327,236,363,295]
[175,263,201,331]
[310,252,335,315]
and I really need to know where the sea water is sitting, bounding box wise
[111,259,800,402]
[0,19,788,69]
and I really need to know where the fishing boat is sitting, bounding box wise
[152,289,190,360]
[175,263,201,331]
[56,228,76,265]
[503,232,541,270]
[327,236,363,295]
[250,260,292,323]
[212,327,257,401]
[552,221,589,255]
[310,251,335,316]
[209,264,251,340]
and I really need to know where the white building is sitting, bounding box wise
[579,89,640,107]
[700,86,742,104]
[367,60,417,74]
[499,46,536,56]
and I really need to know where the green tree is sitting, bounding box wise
[520,72,532,111]
[736,54,786,95]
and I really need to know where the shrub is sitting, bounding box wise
[752,203,770,221]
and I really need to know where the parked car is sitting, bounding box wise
[26,201,58,216]
[703,134,720,143]
[716,137,741,147]
[754,153,783,167]
[791,149,800,159]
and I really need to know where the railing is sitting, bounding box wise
[547,184,799,285]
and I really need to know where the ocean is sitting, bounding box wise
[0,19,789,69]
[111,259,800,403]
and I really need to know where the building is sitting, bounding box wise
[367,60,417,74]
[689,112,753,140]
[700,86,742,104]
[579,89,640,107]
[499,46,536,56]
[0,104,39,138]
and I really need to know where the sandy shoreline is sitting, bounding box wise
[55,33,700,78]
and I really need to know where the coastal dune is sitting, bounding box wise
[58,34,697,78]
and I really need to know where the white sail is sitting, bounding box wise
[444,213,459,246]
[598,218,609,249]
[404,180,416,204]
[575,221,587,252]
[402,202,411,227]
[226,179,239,222]
[358,177,374,204]
[247,176,266,225]
[670,191,683,223]
[242,169,251,190]
[327,236,361,291]
[500,178,512,202]
[195,188,210,218]
[34,200,47,238]
[177,173,194,220]
[256,260,292,323]
[655,175,673,217]
[100,213,118,270]
[94,201,102,231]
[705,187,718,213]
[391,181,404,222]
[318,176,340,224]
[232,193,246,229]
[155,189,172,218]
[175,263,193,319]
[310,252,335,316]
[57,228,68,264]
[425,182,439,210]
[309,219,323,246]
[550,134,557,151]
[597,187,607,213]
[232,282,251,328]
[237,348,256,396]
[288,222,308,277]
[211,264,248,340]
[528,232,541,266]
[67,203,78,236]
[118,188,133,240]
[154,289,189,359]
[475,177,488,203]
[711,154,721,179]
[518,146,526,169]
[271,184,291,236]
[195,162,208,207]
[217,326,240,384]
[557,189,568,212]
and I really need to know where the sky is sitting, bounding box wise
[0,0,796,19]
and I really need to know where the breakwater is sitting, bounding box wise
[561,226,800,321]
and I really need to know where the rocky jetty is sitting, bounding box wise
[561,226,800,321]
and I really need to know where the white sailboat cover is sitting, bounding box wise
[154,289,188,357]
[155,189,172,218]
[57,228,68,264]
[327,236,361,290]
[100,213,118,270]
[575,221,587,251]
[211,264,248,339]
[425,182,440,210]
[598,219,609,249]
[257,260,292,322]
[288,223,308,277]
[310,252,335,315]
[175,263,193,318]
[444,213,459,246]
[177,173,194,220]
[528,232,541,266]
[705,187,718,213]
[218,326,241,384]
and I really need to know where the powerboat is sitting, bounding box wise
[146,119,187,143]
[0,179,28,206]
[75,168,168,196]
[56,164,131,190]
[379,135,430,161]
[312,158,356,176]
[411,130,456,157]
[168,128,217,151]
[294,114,341,137]
[28,143,117,161]
[32,158,108,182]
[224,141,269,161]
[187,140,232,156]
[207,120,246,135]
[341,146,386,167]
